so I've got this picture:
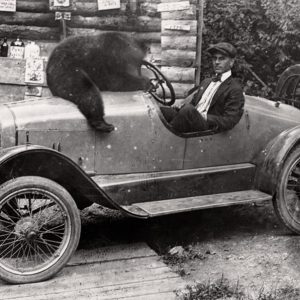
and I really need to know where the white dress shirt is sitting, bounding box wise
[197,70,232,119]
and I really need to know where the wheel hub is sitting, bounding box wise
[15,217,39,240]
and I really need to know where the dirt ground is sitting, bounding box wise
[79,200,300,297]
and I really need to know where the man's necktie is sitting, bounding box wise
[212,74,222,82]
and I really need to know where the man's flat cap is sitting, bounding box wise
[207,42,237,58]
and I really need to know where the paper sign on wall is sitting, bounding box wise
[53,0,70,7]
[0,0,16,12]
[25,59,44,85]
[157,1,190,12]
[98,0,120,11]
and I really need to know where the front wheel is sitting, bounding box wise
[0,176,81,284]
[274,146,300,234]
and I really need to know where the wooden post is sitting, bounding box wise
[55,11,71,40]
[195,0,203,86]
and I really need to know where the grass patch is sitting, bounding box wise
[176,277,300,300]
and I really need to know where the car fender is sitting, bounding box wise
[0,145,146,218]
[255,125,300,195]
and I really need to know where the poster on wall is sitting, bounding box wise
[0,0,16,12]
[49,0,74,10]
[98,0,120,11]
[24,59,44,85]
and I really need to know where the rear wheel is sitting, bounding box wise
[0,176,81,284]
[274,146,300,234]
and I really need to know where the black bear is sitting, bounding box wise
[46,32,150,131]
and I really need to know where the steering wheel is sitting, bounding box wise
[142,60,176,106]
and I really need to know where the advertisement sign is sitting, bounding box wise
[0,0,16,12]
[24,59,44,85]
[98,0,120,11]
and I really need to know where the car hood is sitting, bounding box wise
[1,91,149,131]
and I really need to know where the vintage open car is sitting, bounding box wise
[0,61,300,284]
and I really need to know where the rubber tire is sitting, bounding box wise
[274,146,300,234]
[0,176,81,284]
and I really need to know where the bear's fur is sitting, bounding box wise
[46,32,150,131]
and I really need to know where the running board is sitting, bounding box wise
[121,190,272,217]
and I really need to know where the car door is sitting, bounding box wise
[183,111,251,169]
[94,92,186,174]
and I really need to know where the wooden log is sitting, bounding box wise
[74,2,126,15]
[161,49,196,67]
[67,28,161,42]
[161,6,196,20]
[166,82,194,98]
[0,25,59,41]
[162,20,197,35]
[161,66,195,82]
[70,15,161,32]
[17,1,49,13]
[139,3,159,17]
[144,43,161,64]
[161,36,197,50]
[161,0,197,4]
[0,12,56,27]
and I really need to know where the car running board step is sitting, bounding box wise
[121,190,272,217]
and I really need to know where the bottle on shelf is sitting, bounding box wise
[0,37,8,57]
[24,41,40,59]
[10,37,25,59]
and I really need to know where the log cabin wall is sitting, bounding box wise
[159,0,198,100]
[0,0,199,102]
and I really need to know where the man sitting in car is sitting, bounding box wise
[161,42,245,133]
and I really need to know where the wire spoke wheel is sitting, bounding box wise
[274,146,300,234]
[0,177,81,284]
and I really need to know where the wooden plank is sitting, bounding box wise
[162,20,197,35]
[2,278,184,299]
[0,24,59,40]
[67,28,161,42]
[161,66,195,82]
[157,1,190,12]
[69,15,161,32]
[0,265,177,298]
[161,49,196,67]
[161,35,197,50]
[69,242,157,265]
[161,0,197,3]
[0,12,56,27]
[65,257,166,277]
[0,243,185,300]
[170,82,194,98]
[161,6,196,20]
[130,190,272,217]
[17,1,49,13]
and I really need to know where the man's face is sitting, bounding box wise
[212,52,235,74]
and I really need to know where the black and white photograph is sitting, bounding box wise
[0,0,299,299]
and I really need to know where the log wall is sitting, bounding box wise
[0,0,199,102]
[160,0,198,99]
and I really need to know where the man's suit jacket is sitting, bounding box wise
[190,76,245,131]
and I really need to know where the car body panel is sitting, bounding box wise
[255,125,300,194]
[1,88,300,217]
[95,92,185,174]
